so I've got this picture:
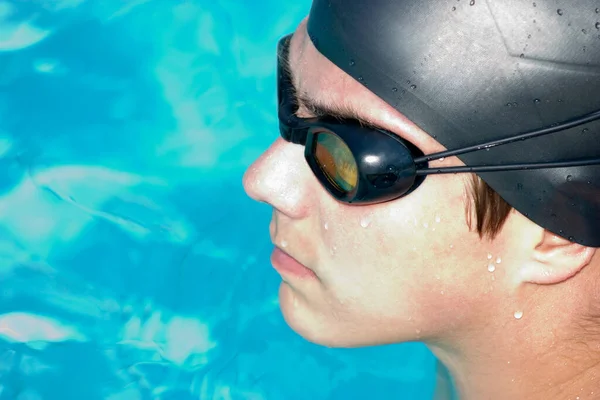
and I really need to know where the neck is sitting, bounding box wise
[434,346,600,400]
[428,299,600,399]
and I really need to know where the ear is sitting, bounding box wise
[519,229,597,285]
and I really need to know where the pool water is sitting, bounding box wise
[0,0,437,399]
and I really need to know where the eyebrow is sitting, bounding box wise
[282,41,379,129]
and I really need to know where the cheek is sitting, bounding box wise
[314,175,483,310]
[321,175,470,259]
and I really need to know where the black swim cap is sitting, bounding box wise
[307,0,600,247]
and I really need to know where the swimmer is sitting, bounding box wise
[243,1,600,399]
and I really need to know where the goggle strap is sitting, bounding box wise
[414,109,600,164]
[416,157,600,175]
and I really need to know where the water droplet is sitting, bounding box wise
[566,174,573,182]
[281,240,288,248]
[596,8,600,13]
[439,157,445,161]
[410,84,417,90]
[469,0,475,5]
[349,59,355,66]
[582,128,589,133]
[330,245,337,255]
[514,311,524,319]
[487,253,493,260]
[360,216,372,228]
[568,236,574,241]
[449,244,454,249]
[324,222,329,230]
[582,29,588,34]
[533,98,541,104]
[496,257,502,264]
[557,9,563,15]
[358,76,364,82]
[527,34,532,39]
[596,22,600,29]
[488,264,496,272]
[452,6,456,11]
[435,215,441,223]
[392,87,398,92]
[519,53,525,58]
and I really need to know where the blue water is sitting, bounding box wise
[0,1,437,399]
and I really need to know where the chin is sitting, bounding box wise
[278,283,340,347]
[277,283,410,348]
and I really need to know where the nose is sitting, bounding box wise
[242,138,313,219]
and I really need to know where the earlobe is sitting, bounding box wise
[519,230,597,285]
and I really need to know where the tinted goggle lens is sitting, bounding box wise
[313,131,358,194]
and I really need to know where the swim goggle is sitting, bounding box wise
[277,34,600,205]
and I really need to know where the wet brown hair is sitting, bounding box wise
[467,176,513,240]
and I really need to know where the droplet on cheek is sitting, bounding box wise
[324,222,329,230]
[496,257,502,264]
[487,264,496,272]
[487,253,493,260]
[514,310,523,319]
[435,215,441,223]
[281,240,288,248]
[360,216,372,228]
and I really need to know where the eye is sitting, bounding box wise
[314,131,359,193]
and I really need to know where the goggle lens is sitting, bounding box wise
[313,131,359,194]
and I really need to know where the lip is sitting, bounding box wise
[270,246,317,280]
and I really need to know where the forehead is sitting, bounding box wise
[287,28,383,120]
[286,22,440,149]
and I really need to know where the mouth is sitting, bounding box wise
[270,245,317,280]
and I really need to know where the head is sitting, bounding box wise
[243,3,600,352]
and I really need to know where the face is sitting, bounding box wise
[243,19,520,348]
